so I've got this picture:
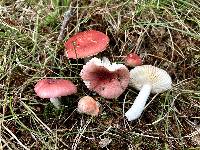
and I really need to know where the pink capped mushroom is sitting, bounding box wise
[34,79,77,108]
[77,96,100,116]
[124,53,142,67]
[64,30,109,59]
[80,57,130,99]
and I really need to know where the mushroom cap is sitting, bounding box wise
[64,30,109,59]
[80,57,130,99]
[129,65,172,93]
[124,53,142,67]
[77,96,100,116]
[34,79,77,98]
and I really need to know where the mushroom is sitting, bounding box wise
[80,57,130,99]
[77,96,100,116]
[124,53,142,67]
[125,65,172,121]
[34,79,77,109]
[64,30,109,60]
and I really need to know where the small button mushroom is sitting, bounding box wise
[80,57,130,99]
[34,79,77,109]
[125,65,172,121]
[124,53,142,67]
[77,96,100,116]
[64,30,109,59]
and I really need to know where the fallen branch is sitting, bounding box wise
[57,5,75,42]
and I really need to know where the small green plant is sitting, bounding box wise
[44,0,71,27]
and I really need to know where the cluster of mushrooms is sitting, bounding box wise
[34,30,172,121]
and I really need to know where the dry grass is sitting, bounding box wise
[0,0,200,149]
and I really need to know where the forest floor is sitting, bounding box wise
[0,0,200,149]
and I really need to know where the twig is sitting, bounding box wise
[20,101,52,134]
[72,118,92,150]
[1,137,14,150]
[3,125,29,150]
[57,4,75,42]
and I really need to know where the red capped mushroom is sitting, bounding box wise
[34,79,77,108]
[80,57,130,99]
[124,53,142,67]
[64,30,109,59]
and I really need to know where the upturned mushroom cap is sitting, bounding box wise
[64,30,109,59]
[129,65,172,93]
[77,96,100,116]
[34,79,77,98]
[80,57,130,99]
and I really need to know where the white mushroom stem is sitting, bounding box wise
[125,84,152,121]
[50,97,61,109]
[102,57,110,64]
[84,56,93,64]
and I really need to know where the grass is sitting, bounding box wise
[0,0,200,149]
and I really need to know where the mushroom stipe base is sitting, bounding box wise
[50,97,61,109]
